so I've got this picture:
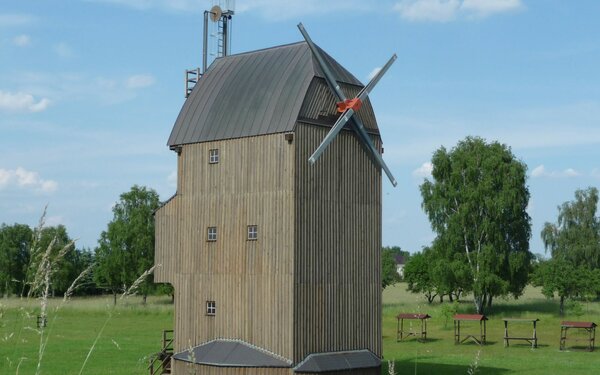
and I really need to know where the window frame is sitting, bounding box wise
[207,226,217,242]
[206,300,216,316]
[247,225,258,241]
[209,149,219,164]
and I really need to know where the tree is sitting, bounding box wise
[0,224,32,297]
[531,258,597,316]
[403,249,438,303]
[541,187,600,268]
[382,248,402,289]
[421,137,532,314]
[95,185,160,304]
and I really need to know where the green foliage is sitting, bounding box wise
[403,249,437,303]
[382,246,410,260]
[94,185,160,303]
[382,248,402,289]
[420,137,532,314]
[541,187,600,268]
[0,223,32,296]
[439,300,459,329]
[531,258,598,316]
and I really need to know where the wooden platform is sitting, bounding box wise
[396,313,431,342]
[454,314,487,345]
[560,321,596,352]
[502,318,539,348]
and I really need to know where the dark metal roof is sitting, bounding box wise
[397,313,431,320]
[393,254,406,264]
[293,350,380,373]
[172,339,292,367]
[168,41,378,148]
[561,321,596,328]
[454,314,488,321]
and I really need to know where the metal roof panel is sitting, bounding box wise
[167,41,378,147]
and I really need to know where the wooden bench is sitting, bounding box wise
[454,314,487,345]
[503,318,539,348]
[560,321,596,351]
[396,313,431,342]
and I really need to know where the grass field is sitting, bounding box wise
[1,285,600,374]
[0,296,172,375]
[382,284,600,374]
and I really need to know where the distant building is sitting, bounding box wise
[394,254,407,278]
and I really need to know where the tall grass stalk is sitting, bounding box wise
[120,265,157,300]
[34,238,75,375]
[78,310,113,375]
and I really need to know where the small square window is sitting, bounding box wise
[247,225,258,241]
[209,149,219,164]
[207,227,217,241]
[206,301,216,316]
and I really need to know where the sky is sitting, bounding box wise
[1,0,599,256]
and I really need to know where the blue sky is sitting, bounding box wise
[1,0,599,256]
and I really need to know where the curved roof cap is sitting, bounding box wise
[167,41,378,148]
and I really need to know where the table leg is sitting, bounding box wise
[532,321,537,349]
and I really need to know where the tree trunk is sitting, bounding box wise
[142,293,147,305]
[474,295,484,314]
[559,295,565,316]
[113,291,117,306]
[171,293,175,304]
[448,294,454,302]
[487,295,493,308]
[439,294,444,303]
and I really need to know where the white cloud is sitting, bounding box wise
[462,0,522,17]
[0,90,50,113]
[54,42,75,58]
[126,74,156,89]
[0,167,58,193]
[367,67,382,81]
[412,162,433,178]
[531,164,581,179]
[0,14,35,27]
[13,34,31,47]
[394,0,460,22]
[393,0,522,22]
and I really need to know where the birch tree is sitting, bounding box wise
[420,137,532,314]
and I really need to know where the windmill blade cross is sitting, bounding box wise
[297,23,398,187]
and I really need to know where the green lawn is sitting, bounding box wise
[383,283,600,374]
[0,296,172,375]
[2,286,600,374]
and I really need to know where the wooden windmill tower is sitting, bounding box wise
[154,19,397,374]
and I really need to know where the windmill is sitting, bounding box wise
[298,23,398,187]
[155,20,397,375]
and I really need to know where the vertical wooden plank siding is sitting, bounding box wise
[154,133,295,361]
[293,123,382,363]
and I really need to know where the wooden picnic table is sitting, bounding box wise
[396,313,431,342]
[454,314,488,345]
[502,318,539,348]
[560,321,596,351]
